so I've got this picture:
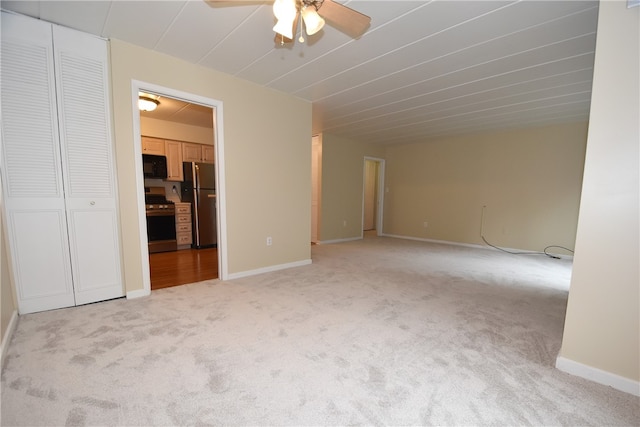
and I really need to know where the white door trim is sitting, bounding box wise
[130,81,228,296]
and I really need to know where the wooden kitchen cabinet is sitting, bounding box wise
[142,136,165,155]
[164,140,183,181]
[175,202,193,249]
[202,145,215,164]
[182,142,202,162]
[140,136,183,181]
[183,142,215,164]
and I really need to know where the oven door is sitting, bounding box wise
[146,209,177,253]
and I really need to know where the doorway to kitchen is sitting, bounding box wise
[149,247,218,290]
[132,81,227,293]
[362,157,385,236]
[311,135,321,243]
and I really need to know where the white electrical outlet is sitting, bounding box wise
[343,220,347,227]
[266,237,272,246]
[423,221,428,228]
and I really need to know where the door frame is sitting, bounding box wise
[130,81,228,294]
[361,156,385,237]
[311,134,322,243]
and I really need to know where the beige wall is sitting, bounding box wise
[559,1,639,384]
[109,40,311,290]
[319,133,385,241]
[383,122,587,252]
[140,116,214,145]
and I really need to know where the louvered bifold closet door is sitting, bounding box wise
[0,12,75,313]
[53,25,124,306]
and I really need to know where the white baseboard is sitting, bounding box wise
[382,233,484,249]
[226,259,312,280]
[556,356,640,396]
[126,288,151,299]
[1,310,18,370]
[317,237,361,244]
[381,233,574,260]
[127,258,313,294]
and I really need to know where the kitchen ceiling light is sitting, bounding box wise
[138,96,159,112]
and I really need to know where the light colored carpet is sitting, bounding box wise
[1,236,638,426]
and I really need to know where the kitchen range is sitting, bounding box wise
[145,187,177,253]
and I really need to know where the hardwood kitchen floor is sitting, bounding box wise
[149,247,218,290]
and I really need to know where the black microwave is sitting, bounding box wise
[142,154,168,179]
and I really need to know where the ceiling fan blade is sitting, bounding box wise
[318,0,370,39]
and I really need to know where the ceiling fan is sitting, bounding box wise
[209,0,371,45]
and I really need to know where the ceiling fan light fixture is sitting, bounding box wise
[273,0,297,39]
[138,96,159,112]
[301,5,325,36]
[273,19,295,39]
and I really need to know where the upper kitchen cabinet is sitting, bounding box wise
[182,142,202,162]
[202,145,215,164]
[165,140,184,181]
[142,136,165,155]
[141,136,183,181]
[0,11,124,314]
[183,142,214,164]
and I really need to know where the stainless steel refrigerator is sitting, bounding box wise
[181,162,217,248]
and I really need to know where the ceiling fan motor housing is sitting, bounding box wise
[302,0,324,11]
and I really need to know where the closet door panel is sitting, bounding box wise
[0,12,75,314]
[54,25,113,199]
[0,13,62,198]
[67,208,123,305]
[53,25,124,304]
[8,210,75,313]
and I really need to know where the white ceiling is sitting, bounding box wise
[139,93,215,128]
[1,0,598,145]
